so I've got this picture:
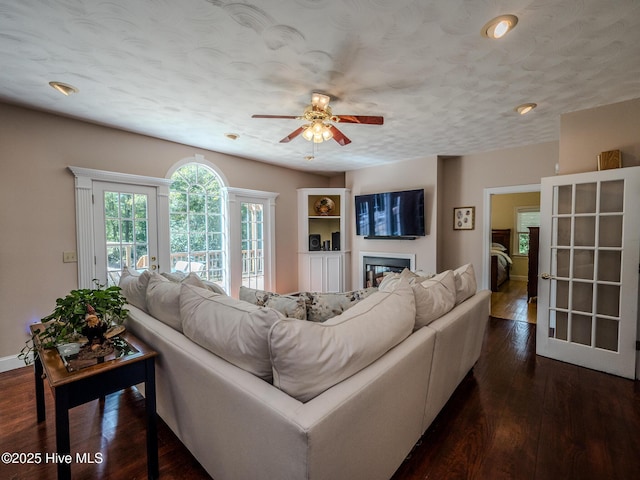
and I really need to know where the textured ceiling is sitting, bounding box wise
[1,0,640,174]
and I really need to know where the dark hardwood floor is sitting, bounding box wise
[2,318,639,479]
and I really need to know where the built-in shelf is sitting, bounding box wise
[298,188,350,292]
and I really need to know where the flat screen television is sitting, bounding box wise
[355,188,425,238]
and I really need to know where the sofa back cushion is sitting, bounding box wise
[409,270,457,329]
[453,263,477,305]
[268,281,415,402]
[146,272,206,332]
[180,284,284,382]
[239,286,307,320]
[119,268,152,312]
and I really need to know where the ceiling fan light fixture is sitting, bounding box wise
[515,102,537,115]
[311,92,330,109]
[302,124,314,142]
[49,81,79,96]
[481,14,518,39]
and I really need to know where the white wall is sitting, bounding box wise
[345,156,440,289]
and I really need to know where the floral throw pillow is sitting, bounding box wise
[305,287,378,323]
[239,286,307,320]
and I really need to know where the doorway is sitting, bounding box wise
[483,184,540,323]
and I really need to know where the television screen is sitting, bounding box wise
[355,189,425,237]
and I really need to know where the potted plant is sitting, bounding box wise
[20,282,128,364]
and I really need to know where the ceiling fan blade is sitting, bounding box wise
[328,125,352,146]
[252,114,298,119]
[334,115,384,125]
[279,126,306,143]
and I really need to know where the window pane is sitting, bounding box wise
[120,193,133,218]
[134,195,148,219]
[104,192,119,217]
[170,192,188,213]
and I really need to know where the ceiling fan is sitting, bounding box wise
[252,93,383,146]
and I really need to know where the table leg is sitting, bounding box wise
[55,386,71,480]
[145,358,159,479]
[34,354,45,423]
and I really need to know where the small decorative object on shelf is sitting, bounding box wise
[314,197,335,216]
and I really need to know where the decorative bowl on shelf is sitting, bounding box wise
[314,197,335,216]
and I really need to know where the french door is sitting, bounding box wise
[227,188,278,296]
[536,167,640,379]
[93,182,159,286]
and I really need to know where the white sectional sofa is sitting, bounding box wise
[120,265,490,480]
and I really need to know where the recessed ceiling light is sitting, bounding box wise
[481,14,518,39]
[224,133,239,140]
[515,103,537,115]
[49,81,79,96]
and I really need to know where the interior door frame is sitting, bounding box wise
[69,167,172,288]
[482,183,541,290]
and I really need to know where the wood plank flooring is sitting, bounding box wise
[491,279,537,323]
[2,318,639,480]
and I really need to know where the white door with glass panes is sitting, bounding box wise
[227,188,278,297]
[536,167,640,379]
[93,182,159,286]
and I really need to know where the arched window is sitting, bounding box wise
[169,163,227,289]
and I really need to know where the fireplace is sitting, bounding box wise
[359,252,416,288]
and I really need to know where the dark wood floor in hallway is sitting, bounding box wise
[1,318,638,480]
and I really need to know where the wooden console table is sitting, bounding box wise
[31,325,159,480]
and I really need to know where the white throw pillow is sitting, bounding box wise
[146,272,206,332]
[180,283,284,382]
[268,280,415,402]
[119,268,151,312]
[453,263,477,305]
[411,270,457,329]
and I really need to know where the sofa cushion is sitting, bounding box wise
[378,268,434,291]
[180,283,284,382]
[305,287,378,322]
[163,271,227,295]
[239,286,307,320]
[268,280,415,402]
[410,270,457,329]
[453,263,477,305]
[119,268,152,312]
[146,272,206,332]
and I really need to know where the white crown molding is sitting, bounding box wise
[68,166,173,187]
[226,186,279,200]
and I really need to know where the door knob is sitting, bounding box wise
[151,265,157,270]
[541,273,554,280]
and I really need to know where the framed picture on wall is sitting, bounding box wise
[453,206,475,230]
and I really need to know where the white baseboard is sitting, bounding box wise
[0,354,31,373]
